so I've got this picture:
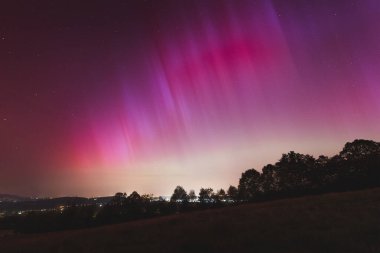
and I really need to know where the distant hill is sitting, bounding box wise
[0,196,113,212]
[1,188,379,253]
[0,194,30,202]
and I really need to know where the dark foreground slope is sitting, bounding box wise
[1,188,380,253]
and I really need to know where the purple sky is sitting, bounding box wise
[1,0,380,197]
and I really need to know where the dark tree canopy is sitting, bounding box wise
[126,191,142,204]
[227,185,238,201]
[238,169,261,200]
[261,164,279,193]
[170,186,188,202]
[274,151,316,192]
[199,188,214,203]
[110,192,127,206]
[188,190,197,202]
[340,139,380,159]
[236,139,380,201]
[212,189,226,202]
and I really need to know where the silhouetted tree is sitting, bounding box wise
[212,189,226,203]
[125,191,143,218]
[141,194,154,202]
[199,188,213,203]
[312,155,330,190]
[340,139,380,160]
[188,190,197,202]
[110,192,127,206]
[227,185,238,202]
[275,152,316,194]
[170,186,189,202]
[126,191,142,204]
[261,164,280,194]
[238,169,262,200]
[336,140,380,189]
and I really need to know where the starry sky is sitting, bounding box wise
[1,0,380,197]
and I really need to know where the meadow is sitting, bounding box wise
[1,188,379,253]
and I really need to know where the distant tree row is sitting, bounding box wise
[170,186,238,203]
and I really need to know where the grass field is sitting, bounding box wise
[1,188,380,253]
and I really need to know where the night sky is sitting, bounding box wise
[1,0,380,197]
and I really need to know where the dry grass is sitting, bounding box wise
[1,188,380,253]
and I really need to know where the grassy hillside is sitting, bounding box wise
[1,188,380,253]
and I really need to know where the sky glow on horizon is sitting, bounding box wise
[1,0,380,197]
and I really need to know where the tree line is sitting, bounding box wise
[238,139,380,200]
[1,139,379,233]
[170,139,380,202]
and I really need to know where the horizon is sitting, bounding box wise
[1,0,380,197]
[0,138,377,198]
